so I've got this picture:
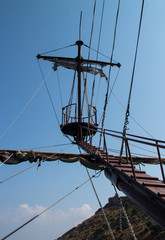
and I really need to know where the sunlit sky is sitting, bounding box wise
[1,0,165,239]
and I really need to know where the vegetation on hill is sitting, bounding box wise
[57,195,165,240]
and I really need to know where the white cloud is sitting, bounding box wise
[0,203,94,240]
[69,204,94,225]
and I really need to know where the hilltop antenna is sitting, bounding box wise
[79,11,82,40]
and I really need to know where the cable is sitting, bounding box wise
[113,184,137,240]
[82,0,97,111]
[90,0,105,107]
[0,170,102,240]
[107,146,160,158]
[107,68,120,103]
[39,43,76,55]
[22,143,72,151]
[66,71,76,123]
[0,145,75,185]
[45,81,60,126]
[0,163,38,184]
[88,0,97,60]
[109,90,154,139]
[83,43,110,60]
[56,69,63,108]
[37,60,60,127]
[0,69,52,141]
[78,146,115,239]
[120,0,145,157]
[79,11,82,40]
[86,168,115,240]
[0,153,13,167]
[82,72,90,120]
[98,68,120,121]
[99,0,121,146]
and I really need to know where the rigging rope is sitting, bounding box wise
[90,0,105,107]
[120,0,145,157]
[39,43,76,55]
[82,72,90,123]
[0,144,74,184]
[107,68,120,103]
[79,11,82,40]
[99,0,121,146]
[78,146,115,239]
[119,201,123,232]
[0,153,13,167]
[91,0,105,106]
[107,145,160,158]
[98,68,120,121]
[81,74,86,111]
[86,167,116,240]
[82,0,97,111]
[0,163,38,184]
[0,69,52,141]
[108,89,154,139]
[22,143,72,151]
[56,69,63,108]
[0,170,102,240]
[83,43,111,60]
[37,60,60,127]
[66,71,76,123]
[113,184,137,240]
[88,0,97,59]
[68,72,76,105]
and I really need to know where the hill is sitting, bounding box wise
[57,195,165,240]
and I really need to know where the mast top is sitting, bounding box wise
[76,40,83,46]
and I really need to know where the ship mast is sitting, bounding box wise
[76,40,83,141]
[37,42,120,142]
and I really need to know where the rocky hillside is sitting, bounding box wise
[57,195,165,240]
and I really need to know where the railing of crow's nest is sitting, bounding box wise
[61,103,97,126]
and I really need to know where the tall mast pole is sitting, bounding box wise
[76,40,83,141]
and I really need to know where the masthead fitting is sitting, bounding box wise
[76,40,83,46]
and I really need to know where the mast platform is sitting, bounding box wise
[60,103,98,138]
[61,122,97,137]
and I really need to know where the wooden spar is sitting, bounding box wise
[0,149,91,158]
[1,149,165,165]
[36,55,121,68]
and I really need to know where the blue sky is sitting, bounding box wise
[1,0,165,239]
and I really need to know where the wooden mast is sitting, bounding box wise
[76,40,83,142]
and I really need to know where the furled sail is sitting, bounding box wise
[1,150,164,168]
[53,63,108,79]
[0,150,104,170]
